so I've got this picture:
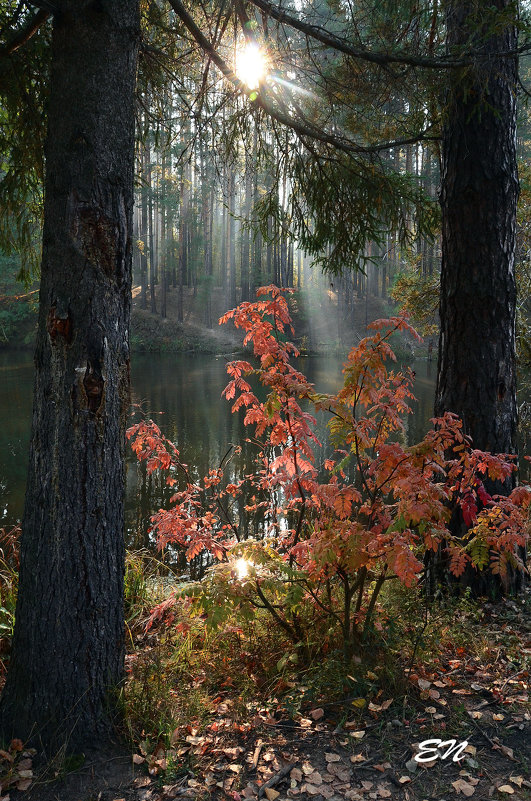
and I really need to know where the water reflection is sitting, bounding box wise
[6,351,522,554]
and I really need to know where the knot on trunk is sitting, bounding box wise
[47,305,72,345]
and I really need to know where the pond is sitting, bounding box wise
[1,350,438,547]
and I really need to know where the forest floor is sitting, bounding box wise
[3,589,530,801]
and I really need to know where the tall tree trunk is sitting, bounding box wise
[251,126,262,297]
[147,150,157,314]
[177,147,188,324]
[139,143,148,310]
[241,154,252,301]
[437,0,518,458]
[435,0,519,594]
[160,150,167,320]
[0,0,139,750]
[227,169,236,308]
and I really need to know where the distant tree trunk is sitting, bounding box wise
[251,126,262,296]
[160,150,167,320]
[177,146,188,324]
[201,153,213,326]
[241,154,252,301]
[227,169,236,308]
[139,144,148,310]
[147,151,157,314]
[435,0,520,595]
[0,0,139,750]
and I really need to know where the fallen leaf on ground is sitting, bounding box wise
[418,679,431,691]
[350,730,365,739]
[264,789,280,801]
[509,777,523,788]
[325,753,341,762]
[351,698,366,708]
[350,754,365,763]
[290,768,302,782]
[133,777,152,788]
[497,786,514,794]
[494,743,514,760]
[493,714,505,721]
[451,779,476,796]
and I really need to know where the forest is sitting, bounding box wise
[0,1,530,800]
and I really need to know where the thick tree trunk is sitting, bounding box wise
[0,0,139,750]
[435,0,519,595]
[437,0,518,457]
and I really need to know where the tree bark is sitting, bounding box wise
[436,0,518,458]
[0,0,139,751]
[435,0,519,595]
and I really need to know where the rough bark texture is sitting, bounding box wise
[435,0,520,595]
[436,0,518,456]
[0,0,139,751]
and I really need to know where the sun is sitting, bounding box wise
[235,42,268,91]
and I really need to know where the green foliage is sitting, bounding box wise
[0,252,38,345]
[0,4,49,278]
[290,153,439,276]
[391,262,440,336]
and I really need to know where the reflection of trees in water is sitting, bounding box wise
[2,352,528,543]
[124,354,443,576]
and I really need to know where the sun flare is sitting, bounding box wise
[235,558,251,579]
[235,43,267,90]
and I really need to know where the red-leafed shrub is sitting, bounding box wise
[128,287,529,656]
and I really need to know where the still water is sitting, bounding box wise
[0,350,438,545]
